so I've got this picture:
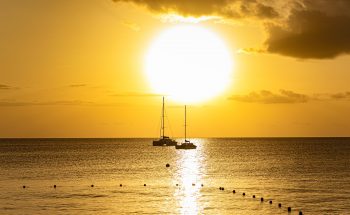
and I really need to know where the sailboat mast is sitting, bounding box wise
[162,96,165,139]
[185,105,187,141]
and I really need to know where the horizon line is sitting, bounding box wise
[1,136,350,139]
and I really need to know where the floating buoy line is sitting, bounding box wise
[20,183,304,214]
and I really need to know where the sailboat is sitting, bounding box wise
[175,105,197,150]
[153,96,177,146]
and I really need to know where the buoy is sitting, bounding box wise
[278,203,282,208]
[222,187,224,191]
[269,200,272,204]
[22,185,26,189]
[166,163,170,167]
[176,184,178,186]
[219,187,222,190]
[91,185,94,187]
[288,207,291,212]
[232,190,236,193]
[299,211,303,215]
[54,185,56,188]
[252,195,255,198]
[242,192,245,196]
[201,184,203,187]
[144,184,146,186]
[261,197,264,202]
[120,184,122,187]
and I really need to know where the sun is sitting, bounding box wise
[145,25,233,103]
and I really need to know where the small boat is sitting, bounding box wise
[153,135,177,146]
[175,105,197,150]
[153,96,177,146]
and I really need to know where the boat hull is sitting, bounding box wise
[153,139,177,146]
[175,143,197,149]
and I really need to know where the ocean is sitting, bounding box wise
[0,138,349,214]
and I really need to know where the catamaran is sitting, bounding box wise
[153,96,177,146]
[175,105,197,150]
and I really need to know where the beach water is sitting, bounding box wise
[0,138,349,214]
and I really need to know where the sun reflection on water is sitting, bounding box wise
[174,139,205,214]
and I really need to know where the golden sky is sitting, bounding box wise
[1,0,350,137]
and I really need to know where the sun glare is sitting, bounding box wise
[145,25,233,103]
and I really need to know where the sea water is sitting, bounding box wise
[0,138,349,214]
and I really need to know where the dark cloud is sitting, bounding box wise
[228,90,309,104]
[256,4,279,18]
[265,9,350,59]
[303,0,350,17]
[113,0,225,17]
[330,92,350,100]
[114,0,350,59]
[240,2,279,19]
[113,0,279,19]
[0,84,17,90]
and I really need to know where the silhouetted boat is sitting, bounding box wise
[175,105,197,150]
[153,96,177,146]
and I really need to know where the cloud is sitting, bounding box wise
[0,101,30,107]
[114,0,226,17]
[0,84,17,90]
[237,47,266,54]
[69,84,87,88]
[229,90,350,104]
[0,100,94,107]
[113,0,350,59]
[239,1,279,19]
[228,90,309,104]
[122,21,141,31]
[330,92,350,100]
[265,9,350,59]
[110,92,162,97]
[113,0,279,20]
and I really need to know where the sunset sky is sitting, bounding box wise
[1,0,350,137]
